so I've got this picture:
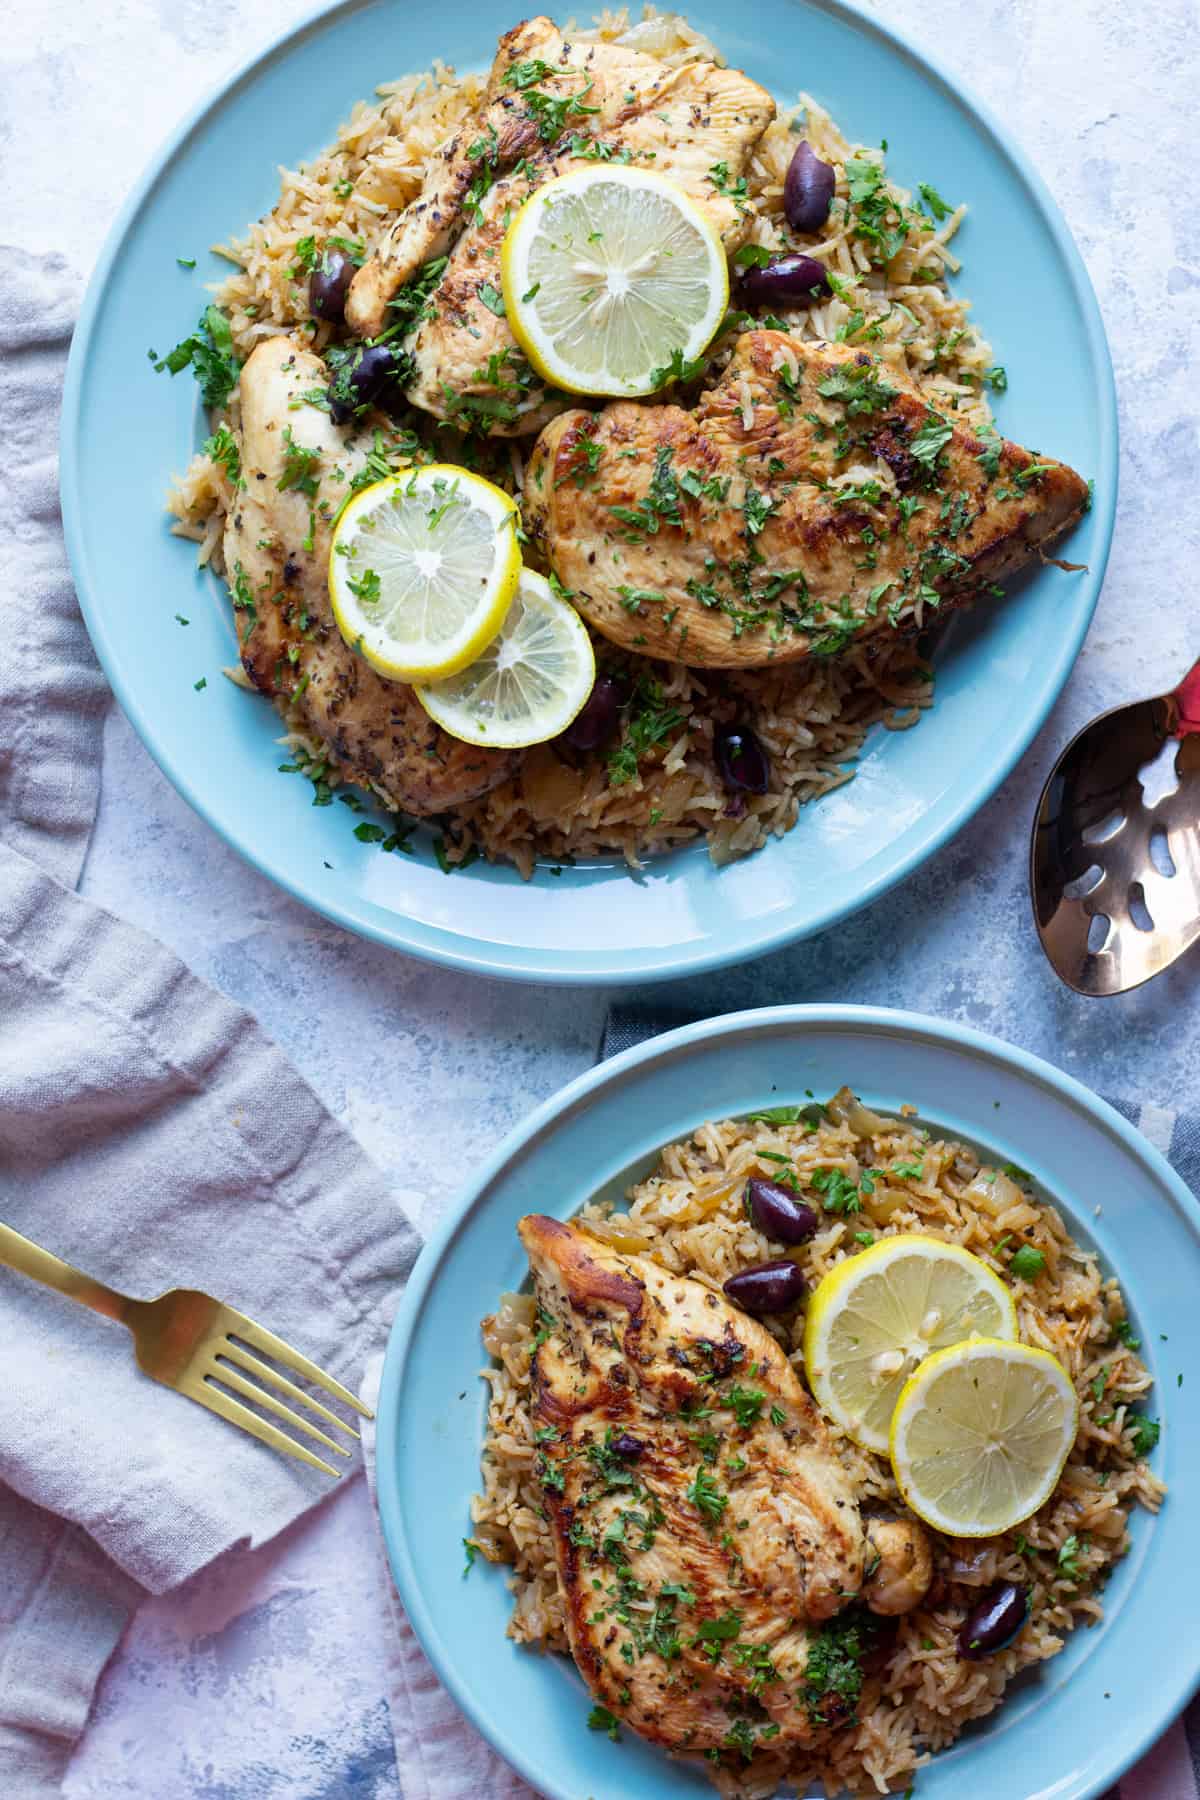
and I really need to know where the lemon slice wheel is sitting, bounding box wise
[890,1338,1079,1536]
[501,166,729,398]
[328,467,520,682]
[803,1234,1018,1452]
[415,569,596,748]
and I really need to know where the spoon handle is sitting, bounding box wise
[1172,658,1200,735]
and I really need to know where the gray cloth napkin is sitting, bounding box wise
[369,1005,1200,1800]
[0,250,420,1796]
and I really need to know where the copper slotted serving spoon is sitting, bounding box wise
[0,1222,371,1476]
[1031,659,1200,995]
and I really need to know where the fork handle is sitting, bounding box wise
[0,1222,130,1323]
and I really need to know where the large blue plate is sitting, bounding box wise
[376,1007,1198,1799]
[61,0,1116,985]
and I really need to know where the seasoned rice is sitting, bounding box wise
[474,1092,1163,1796]
[166,9,999,876]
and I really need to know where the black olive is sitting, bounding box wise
[715,725,770,795]
[744,1178,819,1244]
[328,344,401,424]
[784,140,837,233]
[957,1582,1030,1659]
[613,1433,644,1460]
[558,675,625,751]
[309,247,354,322]
[722,1259,806,1316]
[739,253,831,308]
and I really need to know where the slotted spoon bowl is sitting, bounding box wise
[1030,659,1200,994]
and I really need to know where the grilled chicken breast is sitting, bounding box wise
[518,1214,866,1757]
[223,335,519,814]
[524,330,1090,667]
[347,16,774,436]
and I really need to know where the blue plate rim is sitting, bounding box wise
[59,0,1118,987]
[376,1003,1197,1800]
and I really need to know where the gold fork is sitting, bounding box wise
[0,1221,371,1477]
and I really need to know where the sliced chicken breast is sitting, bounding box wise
[523,331,1090,666]
[518,1214,866,1758]
[222,335,519,814]
[347,16,774,436]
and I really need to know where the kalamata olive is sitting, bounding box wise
[722,1258,807,1315]
[957,1582,1030,1659]
[309,247,354,322]
[558,675,624,751]
[744,1178,819,1244]
[715,725,770,795]
[328,344,401,423]
[784,140,837,233]
[613,1432,644,1460]
[739,253,831,308]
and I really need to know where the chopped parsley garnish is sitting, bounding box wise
[346,568,381,605]
[559,429,603,487]
[726,1385,766,1428]
[152,305,241,409]
[747,1102,828,1128]
[1127,1413,1160,1457]
[687,1467,729,1523]
[1056,1533,1085,1582]
[801,1608,878,1725]
[176,255,196,269]
[649,346,708,388]
[909,412,953,472]
[477,280,506,317]
[1111,1319,1141,1350]
[277,426,321,497]
[587,1427,640,1492]
[742,485,775,537]
[985,365,1008,391]
[383,255,448,337]
[531,1304,556,1351]
[462,1536,478,1574]
[536,1451,565,1493]
[708,160,749,209]
[607,674,684,787]
[769,1404,786,1427]
[918,182,953,222]
[810,1166,862,1215]
[193,677,207,691]
[1009,1245,1046,1280]
[694,1609,742,1652]
[503,59,600,140]
[817,361,898,417]
[844,157,908,263]
[733,243,772,268]
[201,423,244,488]
[586,1703,621,1741]
[890,1161,924,1180]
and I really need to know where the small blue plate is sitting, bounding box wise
[377,1007,1199,1800]
[61,0,1116,984]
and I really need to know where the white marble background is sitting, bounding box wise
[5,0,1199,1791]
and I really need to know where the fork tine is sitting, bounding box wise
[205,1363,352,1458]
[217,1341,360,1441]
[179,1373,341,1478]
[220,1311,372,1418]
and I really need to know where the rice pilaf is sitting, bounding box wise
[475,1092,1163,1797]
[166,9,1001,876]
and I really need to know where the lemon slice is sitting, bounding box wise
[803,1235,1018,1452]
[415,569,595,748]
[890,1339,1079,1536]
[328,467,520,681]
[501,166,729,398]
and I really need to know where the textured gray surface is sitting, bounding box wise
[4,0,1197,1790]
